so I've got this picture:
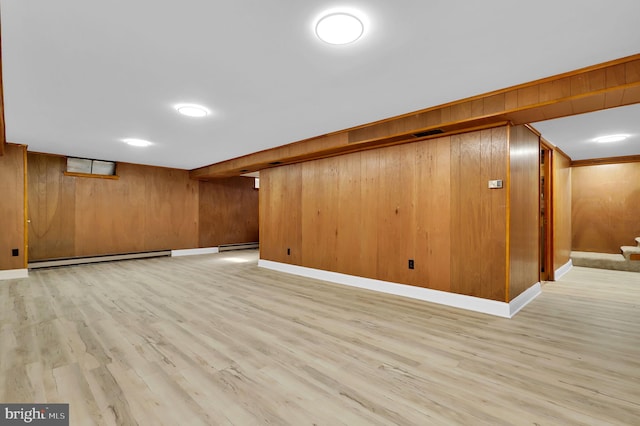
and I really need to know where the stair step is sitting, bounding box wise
[621,246,640,260]
[571,251,640,272]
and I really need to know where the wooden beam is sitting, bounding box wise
[571,154,640,167]
[190,54,640,180]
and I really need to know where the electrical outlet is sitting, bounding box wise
[12,248,19,257]
[408,259,414,269]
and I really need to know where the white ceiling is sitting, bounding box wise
[532,104,640,161]
[2,0,640,169]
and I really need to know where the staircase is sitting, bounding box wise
[571,237,640,272]
[622,237,640,261]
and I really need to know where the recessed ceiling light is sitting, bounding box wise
[315,12,364,45]
[175,104,210,117]
[593,134,630,143]
[122,138,153,147]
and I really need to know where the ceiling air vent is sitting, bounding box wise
[413,129,444,138]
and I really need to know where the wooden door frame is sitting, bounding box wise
[540,141,554,281]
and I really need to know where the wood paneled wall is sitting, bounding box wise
[553,150,572,271]
[451,129,507,300]
[0,144,26,270]
[28,153,199,260]
[199,177,259,247]
[27,153,259,261]
[572,161,640,253]
[260,127,520,301]
[28,153,76,259]
[259,164,302,265]
[508,126,540,300]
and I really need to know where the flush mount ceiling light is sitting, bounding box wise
[175,104,210,118]
[122,138,153,147]
[315,12,364,45]
[593,134,630,143]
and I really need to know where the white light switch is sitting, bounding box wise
[488,179,503,189]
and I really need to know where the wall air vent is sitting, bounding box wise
[413,129,444,138]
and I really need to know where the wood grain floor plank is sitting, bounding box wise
[1,251,639,424]
[53,362,104,425]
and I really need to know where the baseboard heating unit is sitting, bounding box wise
[28,250,172,269]
[218,242,259,252]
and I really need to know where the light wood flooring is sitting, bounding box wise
[1,250,639,425]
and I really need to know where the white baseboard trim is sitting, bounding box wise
[554,259,573,280]
[508,282,541,317]
[258,260,540,318]
[0,269,29,280]
[171,247,219,257]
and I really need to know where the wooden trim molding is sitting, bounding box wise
[537,134,573,162]
[346,54,640,133]
[551,145,572,163]
[571,154,640,167]
[524,124,542,137]
[191,54,640,179]
[23,145,28,268]
[0,23,6,156]
[63,171,120,180]
[546,148,555,281]
[504,125,512,302]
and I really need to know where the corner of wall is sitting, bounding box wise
[554,259,573,280]
[508,282,541,317]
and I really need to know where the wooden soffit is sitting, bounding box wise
[191,53,640,180]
